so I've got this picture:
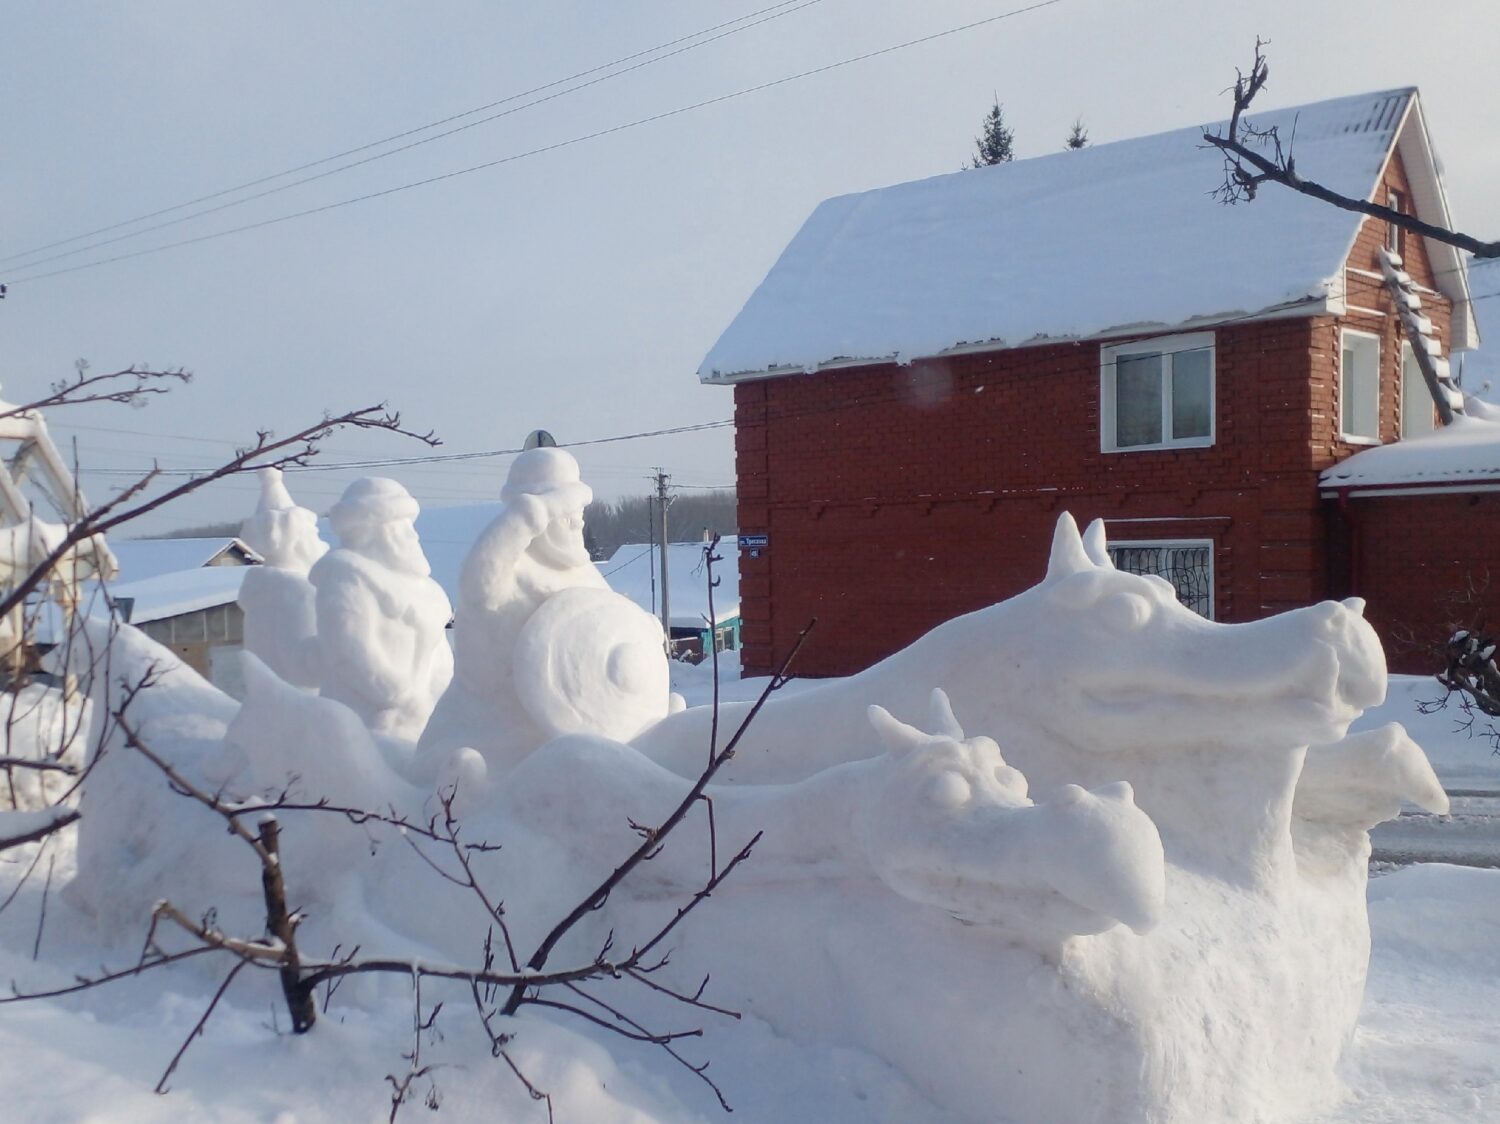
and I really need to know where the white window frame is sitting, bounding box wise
[1106,538,1215,620]
[1339,328,1382,445]
[1399,341,1437,439]
[1100,331,1216,453]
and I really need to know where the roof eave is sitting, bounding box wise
[698,296,1337,386]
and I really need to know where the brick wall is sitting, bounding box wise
[1335,491,1500,674]
[729,147,1460,678]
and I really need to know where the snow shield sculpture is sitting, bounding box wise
[63,455,1447,1124]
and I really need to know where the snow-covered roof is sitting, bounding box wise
[599,542,740,629]
[1321,408,1500,493]
[700,88,1475,383]
[109,537,260,582]
[111,566,250,624]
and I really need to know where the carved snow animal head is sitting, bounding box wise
[240,468,327,573]
[851,690,1165,942]
[983,514,1387,755]
[501,447,592,571]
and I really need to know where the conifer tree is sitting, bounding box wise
[970,97,1015,167]
[1065,117,1089,150]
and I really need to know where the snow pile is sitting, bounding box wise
[18,461,1448,1122]
[701,89,1421,381]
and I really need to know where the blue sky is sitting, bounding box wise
[3,0,1497,532]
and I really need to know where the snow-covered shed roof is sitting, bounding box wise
[111,566,250,624]
[109,537,260,582]
[1321,404,1500,494]
[599,542,740,630]
[700,88,1475,384]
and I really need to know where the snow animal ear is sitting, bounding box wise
[927,688,966,741]
[868,704,925,757]
[1045,513,1094,582]
[1082,519,1113,568]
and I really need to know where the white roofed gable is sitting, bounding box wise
[700,88,1469,384]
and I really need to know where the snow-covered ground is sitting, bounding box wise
[1,667,1492,1123]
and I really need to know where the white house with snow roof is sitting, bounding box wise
[700,87,1479,678]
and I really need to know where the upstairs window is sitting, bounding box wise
[1101,332,1215,452]
[1400,341,1437,439]
[1340,329,1381,443]
[1387,189,1406,256]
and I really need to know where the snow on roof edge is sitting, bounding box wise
[698,87,1424,385]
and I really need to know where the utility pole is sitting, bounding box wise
[653,468,672,657]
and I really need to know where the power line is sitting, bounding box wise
[78,417,735,477]
[0,0,819,268]
[1,0,828,274]
[2,0,1067,287]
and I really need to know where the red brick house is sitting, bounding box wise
[698,89,1481,678]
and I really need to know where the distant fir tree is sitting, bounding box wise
[1065,117,1089,150]
[970,97,1015,167]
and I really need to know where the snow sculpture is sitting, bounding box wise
[497,689,1164,945]
[309,477,453,742]
[235,468,326,689]
[414,447,669,782]
[619,513,1435,1123]
[53,492,1444,1124]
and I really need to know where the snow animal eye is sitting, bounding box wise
[1099,592,1151,632]
[925,772,972,809]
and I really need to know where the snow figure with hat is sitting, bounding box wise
[235,467,327,690]
[413,446,670,790]
[308,477,453,741]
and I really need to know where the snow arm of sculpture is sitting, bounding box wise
[459,492,555,610]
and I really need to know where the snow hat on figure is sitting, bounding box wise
[501,447,592,511]
[240,468,327,573]
[329,476,421,538]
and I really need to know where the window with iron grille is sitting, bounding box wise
[1106,540,1214,620]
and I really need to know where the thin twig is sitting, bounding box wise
[155,959,248,1094]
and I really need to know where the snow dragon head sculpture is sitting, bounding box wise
[854,690,1164,938]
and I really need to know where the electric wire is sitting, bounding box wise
[1,0,828,274]
[0,0,819,268]
[2,0,1067,286]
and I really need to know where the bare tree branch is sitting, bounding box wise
[1203,39,1500,259]
[0,402,438,623]
[0,363,191,423]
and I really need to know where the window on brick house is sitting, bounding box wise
[1100,331,1215,452]
[1400,341,1437,438]
[1106,540,1214,620]
[1387,189,1405,256]
[1340,329,1381,443]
